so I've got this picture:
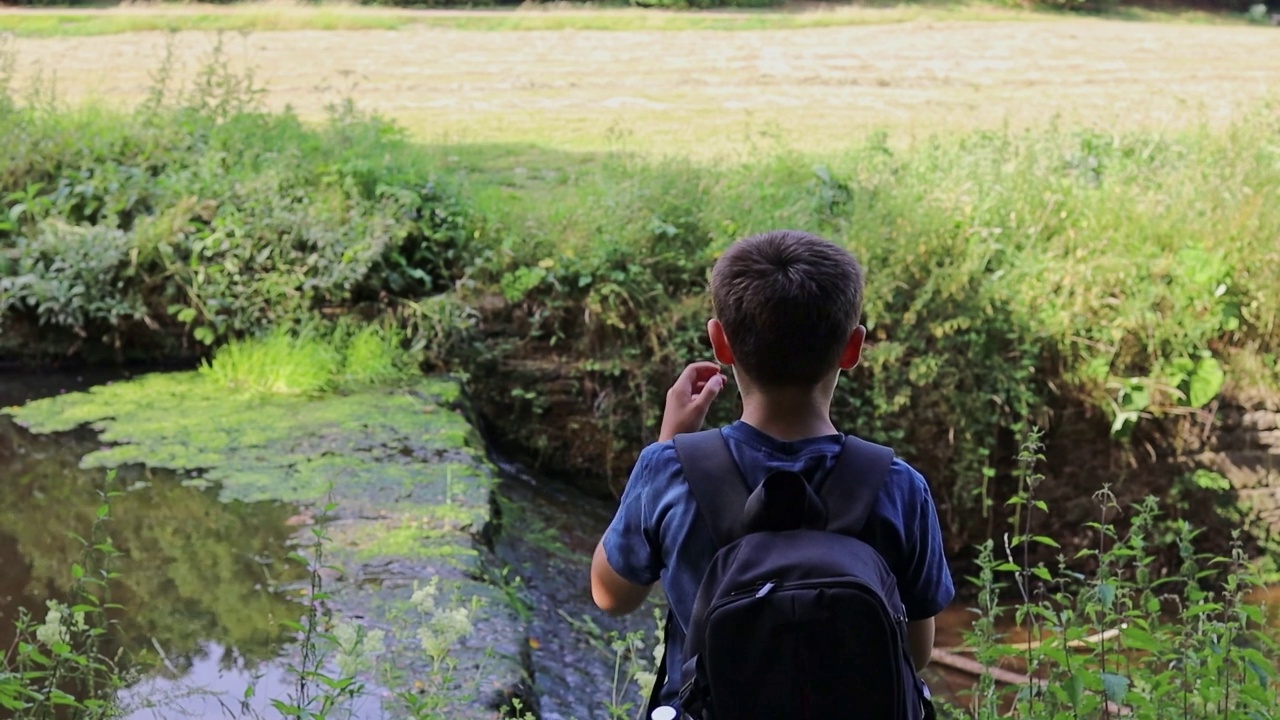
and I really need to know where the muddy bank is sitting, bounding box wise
[4,373,531,718]
[490,459,662,720]
[470,338,1276,577]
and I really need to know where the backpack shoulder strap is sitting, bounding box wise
[819,434,895,536]
[672,429,750,548]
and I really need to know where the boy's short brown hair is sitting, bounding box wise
[710,230,864,388]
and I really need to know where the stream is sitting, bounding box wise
[5,371,1279,719]
[0,370,311,720]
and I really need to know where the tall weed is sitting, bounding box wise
[960,430,1280,719]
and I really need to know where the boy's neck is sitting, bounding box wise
[739,385,838,442]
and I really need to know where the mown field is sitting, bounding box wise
[5,11,1279,157]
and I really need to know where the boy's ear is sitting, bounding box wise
[708,319,734,366]
[839,326,867,371]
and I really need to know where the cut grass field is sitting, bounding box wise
[0,2,1246,38]
[5,12,1278,161]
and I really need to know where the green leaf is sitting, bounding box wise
[193,326,215,345]
[1098,582,1116,610]
[994,562,1022,572]
[1111,410,1140,437]
[71,563,84,579]
[1032,535,1061,548]
[1239,604,1266,624]
[1188,356,1225,408]
[49,689,79,706]
[1066,672,1083,708]
[1101,672,1129,704]
[1031,566,1053,582]
[1121,626,1163,653]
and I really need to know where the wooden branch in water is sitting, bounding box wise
[930,648,1130,716]
[944,624,1126,654]
[930,648,1039,687]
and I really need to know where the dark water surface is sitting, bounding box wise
[0,370,310,719]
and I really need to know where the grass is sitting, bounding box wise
[199,322,417,396]
[0,8,409,37]
[7,14,1277,161]
[0,1,1249,38]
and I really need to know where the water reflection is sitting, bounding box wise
[0,373,308,717]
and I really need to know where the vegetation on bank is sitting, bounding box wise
[2,42,1278,554]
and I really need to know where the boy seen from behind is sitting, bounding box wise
[590,229,955,718]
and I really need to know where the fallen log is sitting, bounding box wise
[931,647,1038,687]
[930,647,1130,716]
[945,624,1126,654]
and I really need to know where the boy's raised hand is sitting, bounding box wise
[659,362,727,442]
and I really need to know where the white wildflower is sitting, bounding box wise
[409,577,440,616]
[35,600,85,647]
[418,606,473,661]
[330,621,386,679]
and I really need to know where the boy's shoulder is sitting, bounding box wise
[641,429,935,502]
[883,457,934,497]
[636,437,681,473]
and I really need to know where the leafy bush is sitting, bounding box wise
[461,118,1279,549]
[0,42,471,360]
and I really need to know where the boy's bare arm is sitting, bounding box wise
[590,543,653,616]
[907,618,935,670]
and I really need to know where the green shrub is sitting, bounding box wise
[339,322,416,386]
[199,326,343,396]
[0,44,471,360]
[458,117,1279,550]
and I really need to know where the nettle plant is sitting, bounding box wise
[0,476,127,720]
[962,430,1280,720]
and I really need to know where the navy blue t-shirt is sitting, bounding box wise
[601,421,955,707]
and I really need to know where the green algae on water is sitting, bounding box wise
[4,372,489,506]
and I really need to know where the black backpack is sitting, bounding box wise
[645,429,932,720]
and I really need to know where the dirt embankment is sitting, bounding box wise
[468,325,1279,575]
